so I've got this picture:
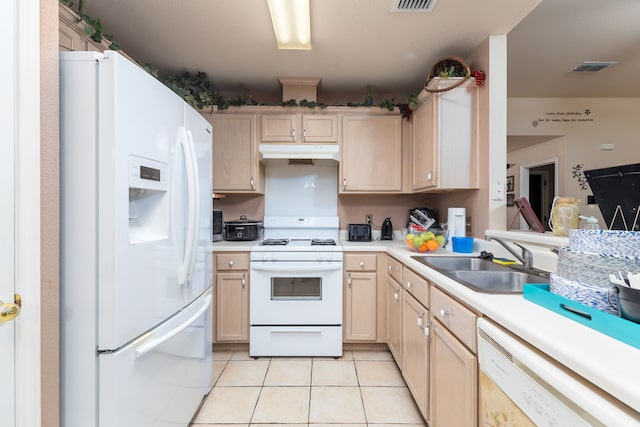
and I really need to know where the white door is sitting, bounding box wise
[1,0,42,425]
[1,1,18,424]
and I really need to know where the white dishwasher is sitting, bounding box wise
[477,318,640,426]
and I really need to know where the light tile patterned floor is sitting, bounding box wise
[191,350,426,426]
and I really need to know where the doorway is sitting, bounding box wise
[519,160,557,231]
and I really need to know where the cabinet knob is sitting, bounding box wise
[250,176,255,190]
[394,291,399,301]
[303,129,307,142]
[359,261,365,268]
[343,178,347,190]
[406,281,412,288]
[228,260,234,266]
[347,272,352,287]
[292,128,296,141]
[242,272,246,288]
[439,308,449,318]
[388,265,392,271]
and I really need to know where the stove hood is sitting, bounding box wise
[259,144,339,162]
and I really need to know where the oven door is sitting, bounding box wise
[250,261,343,325]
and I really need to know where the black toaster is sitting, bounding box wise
[348,224,371,241]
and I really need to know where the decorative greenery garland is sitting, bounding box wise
[58,0,481,121]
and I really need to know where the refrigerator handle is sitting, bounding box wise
[134,291,212,358]
[178,127,200,286]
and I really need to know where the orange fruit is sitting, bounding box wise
[426,239,439,251]
[419,242,428,252]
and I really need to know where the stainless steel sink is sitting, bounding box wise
[447,270,549,294]
[410,255,550,294]
[411,256,509,272]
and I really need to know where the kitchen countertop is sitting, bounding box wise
[213,236,640,414]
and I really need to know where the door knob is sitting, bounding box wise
[0,294,22,323]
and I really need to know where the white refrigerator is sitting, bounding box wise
[60,51,213,427]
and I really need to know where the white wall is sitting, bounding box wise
[507,98,640,228]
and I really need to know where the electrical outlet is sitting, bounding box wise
[366,214,372,225]
[466,216,472,232]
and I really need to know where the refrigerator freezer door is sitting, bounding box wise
[99,289,212,427]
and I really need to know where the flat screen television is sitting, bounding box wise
[584,163,640,231]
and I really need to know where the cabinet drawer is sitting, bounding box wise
[430,286,477,352]
[404,268,429,308]
[216,253,250,271]
[345,253,377,271]
[386,256,403,283]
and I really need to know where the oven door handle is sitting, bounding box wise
[250,263,343,273]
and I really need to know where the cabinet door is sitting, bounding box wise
[340,115,402,193]
[411,95,437,191]
[402,292,429,421]
[386,274,403,366]
[412,83,479,191]
[344,271,377,341]
[261,114,297,142]
[210,114,261,193]
[429,319,477,427]
[302,115,338,142]
[215,271,249,342]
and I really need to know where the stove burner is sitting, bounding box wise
[311,238,337,246]
[261,238,289,246]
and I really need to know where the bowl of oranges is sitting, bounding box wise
[402,227,446,253]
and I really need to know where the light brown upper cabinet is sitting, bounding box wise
[411,81,479,192]
[209,113,264,194]
[340,115,403,193]
[261,113,338,143]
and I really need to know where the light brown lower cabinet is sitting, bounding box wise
[386,272,403,365]
[402,292,429,421]
[429,319,477,427]
[214,253,249,342]
[344,271,378,341]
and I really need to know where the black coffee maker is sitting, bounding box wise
[381,217,393,240]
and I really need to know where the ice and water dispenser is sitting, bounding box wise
[128,155,169,244]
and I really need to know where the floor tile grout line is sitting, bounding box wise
[248,356,271,424]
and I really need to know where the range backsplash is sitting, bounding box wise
[264,159,338,217]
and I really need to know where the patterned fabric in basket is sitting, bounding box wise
[569,229,640,257]
[550,273,619,316]
[556,247,640,289]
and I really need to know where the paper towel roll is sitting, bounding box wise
[448,208,466,238]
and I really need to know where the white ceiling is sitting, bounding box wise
[82,0,640,101]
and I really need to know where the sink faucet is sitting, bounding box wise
[485,236,534,269]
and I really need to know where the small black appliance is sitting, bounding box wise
[348,224,371,241]
[381,217,393,240]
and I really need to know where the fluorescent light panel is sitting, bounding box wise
[267,0,311,50]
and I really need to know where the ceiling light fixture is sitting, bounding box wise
[267,0,311,50]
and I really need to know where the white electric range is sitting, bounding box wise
[249,216,343,357]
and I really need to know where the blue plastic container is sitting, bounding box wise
[452,236,474,253]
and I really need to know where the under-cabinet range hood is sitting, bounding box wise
[259,143,339,162]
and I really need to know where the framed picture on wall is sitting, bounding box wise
[506,193,514,206]
[506,175,514,192]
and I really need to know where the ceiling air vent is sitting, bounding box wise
[571,61,617,72]
[392,0,439,12]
